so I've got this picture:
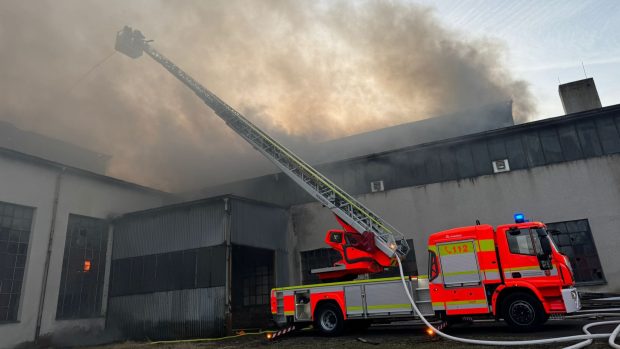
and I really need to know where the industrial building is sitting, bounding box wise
[1,82,620,347]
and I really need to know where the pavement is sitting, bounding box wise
[87,319,619,349]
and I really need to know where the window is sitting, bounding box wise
[506,229,536,255]
[547,219,605,285]
[242,265,272,306]
[56,215,108,319]
[109,245,226,297]
[0,201,34,322]
[300,248,341,284]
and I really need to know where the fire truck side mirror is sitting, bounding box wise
[540,236,552,256]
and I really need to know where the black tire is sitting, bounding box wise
[501,292,547,331]
[314,303,345,336]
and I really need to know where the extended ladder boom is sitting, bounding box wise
[115,26,409,261]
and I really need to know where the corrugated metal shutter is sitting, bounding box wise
[107,287,226,339]
[230,199,288,250]
[113,201,226,259]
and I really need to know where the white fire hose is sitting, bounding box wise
[395,257,620,348]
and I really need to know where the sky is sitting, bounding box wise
[0,1,618,191]
[416,0,620,118]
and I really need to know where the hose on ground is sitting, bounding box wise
[395,257,620,348]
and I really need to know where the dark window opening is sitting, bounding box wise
[109,245,226,297]
[547,219,605,285]
[0,201,33,322]
[56,215,108,319]
[231,245,274,329]
[300,248,341,285]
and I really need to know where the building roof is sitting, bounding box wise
[114,194,287,221]
[194,103,620,207]
[312,101,514,163]
[0,120,110,174]
[0,146,168,196]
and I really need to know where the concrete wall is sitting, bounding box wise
[290,154,620,293]
[0,155,166,349]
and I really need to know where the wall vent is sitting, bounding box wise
[492,159,510,173]
[370,180,385,193]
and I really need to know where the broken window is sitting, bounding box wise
[56,215,108,319]
[547,219,605,285]
[0,201,34,322]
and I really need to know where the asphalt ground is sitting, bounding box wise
[87,318,619,349]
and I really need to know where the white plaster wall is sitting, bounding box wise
[0,157,57,349]
[290,154,620,293]
[0,156,166,349]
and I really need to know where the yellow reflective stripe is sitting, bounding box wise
[445,299,487,305]
[443,270,479,277]
[367,304,411,310]
[428,245,437,253]
[506,264,558,272]
[483,268,499,273]
[417,274,428,279]
[348,304,413,312]
[432,302,444,307]
[505,265,541,272]
[244,120,395,238]
[284,311,294,315]
[478,239,495,252]
[273,276,404,291]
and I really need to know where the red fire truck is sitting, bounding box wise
[271,215,581,335]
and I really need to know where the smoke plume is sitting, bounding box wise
[0,0,535,191]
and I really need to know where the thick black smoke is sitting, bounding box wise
[0,0,535,191]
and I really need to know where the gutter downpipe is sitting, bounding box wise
[224,198,233,335]
[35,167,65,341]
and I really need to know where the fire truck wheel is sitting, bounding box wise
[502,292,546,331]
[314,303,345,336]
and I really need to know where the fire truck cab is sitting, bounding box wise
[428,216,581,330]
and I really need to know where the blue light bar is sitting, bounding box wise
[514,213,525,223]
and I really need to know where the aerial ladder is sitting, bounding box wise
[114,26,410,280]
